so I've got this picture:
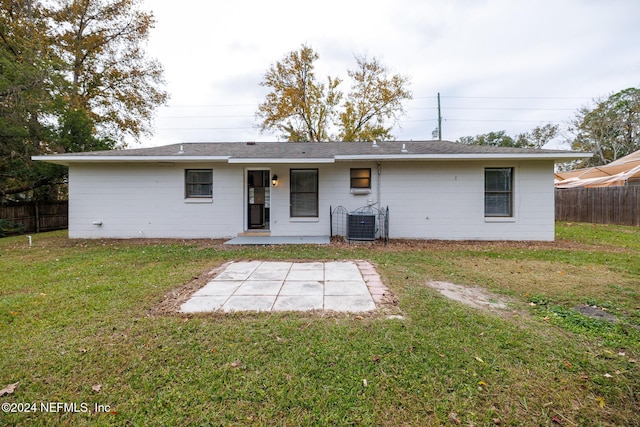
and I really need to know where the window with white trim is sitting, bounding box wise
[185,169,213,198]
[290,169,318,217]
[484,168,513,217]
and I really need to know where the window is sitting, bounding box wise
[185,169,213,198]
[350,168,371,189]
[290,169,318,217]
[484,168,513,217]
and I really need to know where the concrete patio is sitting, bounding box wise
[180,260,389,313]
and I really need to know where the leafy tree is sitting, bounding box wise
[0,0,62,201]
[458,124,559,149]
[257,45,411,142]
[568,87,640,167]
[458,130,516,147]
[50,0,169,142]
[516,123,560,149]
[58,108,115,152]
[1,0,167,201]
[257,46,341,142]
[339,55,411,141]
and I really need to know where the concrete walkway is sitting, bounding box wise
[180,261,388,313]
[224,236,330,245]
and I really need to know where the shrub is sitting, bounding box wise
[0,219,26,237]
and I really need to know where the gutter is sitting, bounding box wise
[334,153,593,162]
[227,158,335,164]
[31,155,231,166]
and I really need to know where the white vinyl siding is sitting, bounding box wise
[66,160,555,241]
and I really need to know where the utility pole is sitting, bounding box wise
[437,92,442,140]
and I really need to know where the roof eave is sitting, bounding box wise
[334,153,593,162]
[227,158,335,164]
[31,155,231,165]
[33,151,592,165]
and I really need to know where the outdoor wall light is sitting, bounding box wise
[272,174,278,186]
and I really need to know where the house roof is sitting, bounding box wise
[554,148,640,188]
[33,140,591,166]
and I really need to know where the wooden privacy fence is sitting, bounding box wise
[555,187,640,226]
[0,201,68,234]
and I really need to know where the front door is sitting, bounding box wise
[247,170,270,229]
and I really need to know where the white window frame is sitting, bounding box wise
[484,167,514,218]
[290,169,319,218]
[185,169,213,200]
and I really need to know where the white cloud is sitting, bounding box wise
[139,0,640,147]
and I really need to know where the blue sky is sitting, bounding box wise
[140,0,640,148]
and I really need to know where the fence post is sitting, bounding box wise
[35,202,40,233]
[329,205,332,238]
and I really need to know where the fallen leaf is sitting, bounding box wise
[362,379,368,387]
[449,412,461,425]
[0,382,19,397]
[372,355,380,363]
[230,361,242,368]
[475,356,485,363]
[92,384,102,392]
[597,396,605,408]
[493,418,502,425]
[618,352,626,357]
[551,414,564,425]
[603,373,613,378]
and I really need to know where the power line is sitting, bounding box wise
[157,127,256,131]
[443,107,575,111]
[440,95,593,100]
[162,103,258,108]
[157,115,255,119]
[158,94,593,110]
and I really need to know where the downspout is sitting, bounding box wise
[376,161,382,207]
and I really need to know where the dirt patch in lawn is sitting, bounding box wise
[147,262,232,317]
[574,304,619,322]
[426,280,514,316]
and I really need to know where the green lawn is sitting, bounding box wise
[1,223,639,426]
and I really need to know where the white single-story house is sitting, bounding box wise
[34,140,590,241]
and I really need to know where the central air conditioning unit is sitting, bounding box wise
[347,213,376,241]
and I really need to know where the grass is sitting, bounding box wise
[1,222,639,426]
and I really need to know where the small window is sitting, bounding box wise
[350,168,371,189]
[485,168,513,217]
[185,169,213,198]
[290,169,318,217]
